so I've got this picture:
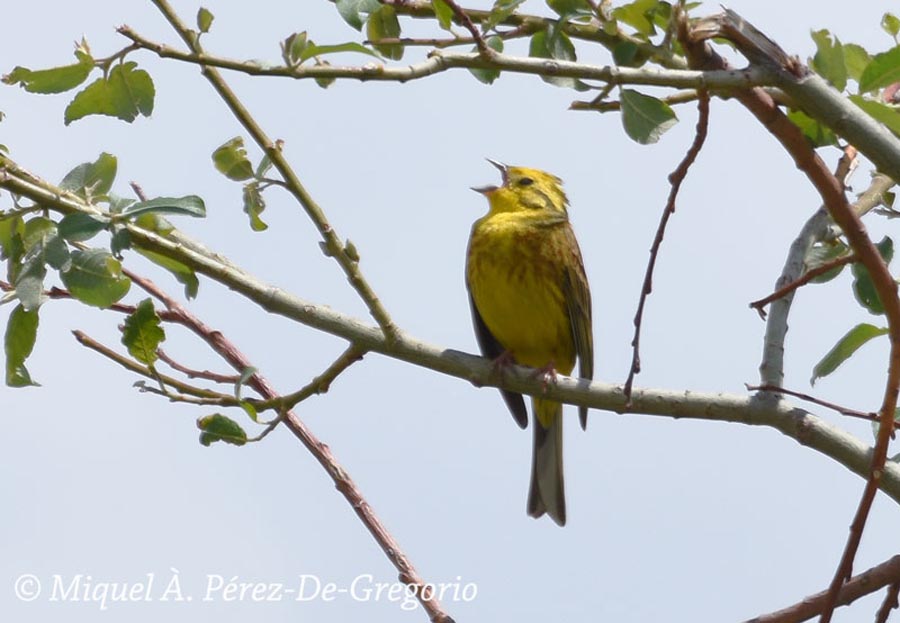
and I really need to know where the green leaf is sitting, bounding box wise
[547,0,593,18]
[468,36,504,84]
[212,137,254,181]
[59,152,117,199]
[859,46,900,93]
[0,215,24,264]
[432,0,454,31]
[60,248,131,308]
[843,43,872,83]
[613,41,641,67]
[882,13,900,38]
[812,323,889,385]
[121,195,206,219]
[851,236,893,315]
[528,29,588,91]
[255,154,274,179]
[14,255,46,311]
[483,0,526,31]
[805,240,850,284]
[110,228,132,257]
[850,96,900,137]
[335,0,382,31]
[612,0,660,38]
[238,400,259,423]
[57,213,110,242]
[810,29,847,91]
[121,298,165,366]
[367,5,403,61]
[620,89,678,144]
[134,247,199,299]
[242,182,268,231]
[282,31,310,66]
[5,304,39,387]
[198,414,247,447]
[299,41,382,63]
[3,50,94,94]
[787,108,838,148]
[65,61,155,125]
[197,7,215,33]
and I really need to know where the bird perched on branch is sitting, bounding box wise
[466,160,594,526]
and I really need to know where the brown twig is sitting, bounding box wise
[746,384,878,423]
[156,349,241,384]
[119,254,447,618]
[877,581,900,623]
[681,12,900,623]
[745,555,900,623]
[439,0,492,56]
[367,24,528,49]
[71,330,240,405]
[749,253,857,319]
[623,91,710,404]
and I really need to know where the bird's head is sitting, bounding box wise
[472,159,569,216]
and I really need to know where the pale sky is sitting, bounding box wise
[3,1,899,621]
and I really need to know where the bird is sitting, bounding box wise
[465,159,593,526]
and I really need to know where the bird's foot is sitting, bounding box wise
[531,361,558,394]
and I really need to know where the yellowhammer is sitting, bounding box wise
[466,160,593,527]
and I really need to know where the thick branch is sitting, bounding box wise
[5,162,900,513]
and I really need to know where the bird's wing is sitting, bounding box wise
[468,293,529,429]
[562,225,594,430]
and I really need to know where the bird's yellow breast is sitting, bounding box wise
[466,213,576,374]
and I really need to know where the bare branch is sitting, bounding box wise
[624,92,710,404]
[681,11,900,623]
[745,555,900,623]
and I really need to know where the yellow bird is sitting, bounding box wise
[466,160,593,526]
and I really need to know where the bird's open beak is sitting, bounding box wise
[471,158,508,194]
[485,158,508,184]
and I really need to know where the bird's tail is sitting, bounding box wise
[527,398,566,526]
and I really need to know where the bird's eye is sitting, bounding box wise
[518,177,534,186]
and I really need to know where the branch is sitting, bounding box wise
[117,26,768,89]
[7,156,900,525]
[756,170,895,385]
[71,330,242,405]
[747,384,878,423]
[750,253,857,317]
[745,555,900,623]
[682,11,900,623]
[378,0,689,69]
[156,349,241,384]
[624,92,710,403]
[136,2,399,341]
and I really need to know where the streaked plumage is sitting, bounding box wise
[465,161,593,526]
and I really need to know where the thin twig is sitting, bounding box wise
[876,581,900,623]
[439,0,492,56]
[71,330,240,404]
[367,24,529,49]
[157,349,241,384]
[624,91,710,404]
[749,253,857,318]
[744,555,900,623]
[746,384,878,423]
